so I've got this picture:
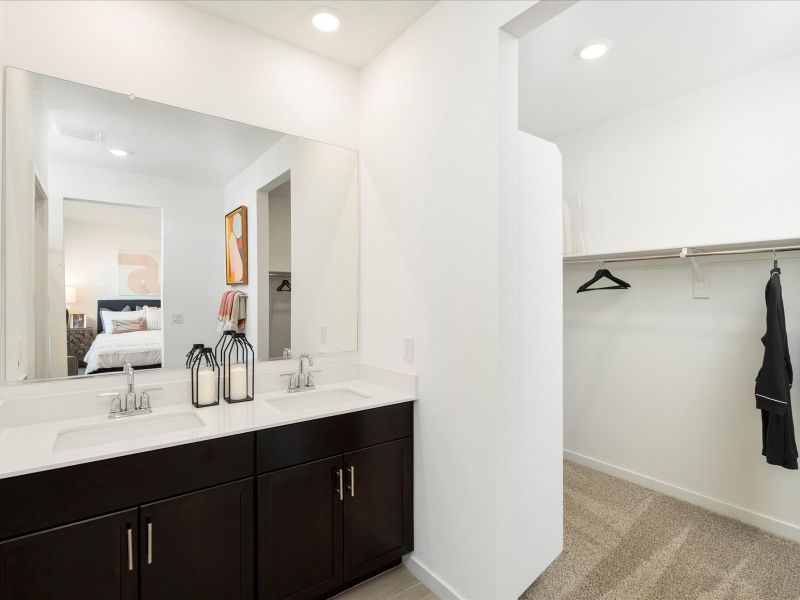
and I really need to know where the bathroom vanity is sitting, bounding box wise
[0,396,414,600]
[0,66,412,600]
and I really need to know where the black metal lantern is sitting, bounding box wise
[190,347,220,407]
[223,333,254,403]
[214,330,236,365]
[185,343,204,369]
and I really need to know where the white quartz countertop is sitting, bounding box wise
[0,379,415,480]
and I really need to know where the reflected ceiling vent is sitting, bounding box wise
[54,123,104,143]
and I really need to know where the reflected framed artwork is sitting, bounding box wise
[118,249,161,296]
[225,206,248,284]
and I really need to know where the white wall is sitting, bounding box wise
[560,52,800,539]
[558,52,800,254]
[360,2,562,597]
[224,136,358,358]
[0,1,358,149]
[49,162,223,369]
[63,218,161,323]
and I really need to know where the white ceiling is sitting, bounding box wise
[519,0,800,140]
[63,199,162,228]
[182,0,435,68]
[40,75,284,186]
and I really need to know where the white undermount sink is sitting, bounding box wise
[53,412,206,452]
[265,388,370,413]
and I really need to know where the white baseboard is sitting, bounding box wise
[564,449,800,542]
[403,555,465,600]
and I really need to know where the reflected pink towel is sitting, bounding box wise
[217,290,246,332]
[217,290,235,320]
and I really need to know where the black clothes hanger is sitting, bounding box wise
[276,279,291,292]
[771,248,781,275]
[577,262,631,293]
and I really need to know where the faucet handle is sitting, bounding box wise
[280,372,300,392]
[139,387,161,410]
[304,370,320,389]
[98,392,122,414]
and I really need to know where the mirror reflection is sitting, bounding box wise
[3,68,358,382]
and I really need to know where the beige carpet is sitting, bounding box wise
[522,461,800,600]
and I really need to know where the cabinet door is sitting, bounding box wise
[258,455,344,600]
[140,478,253,600]
[0,508,138,600]
[343,438,413,580]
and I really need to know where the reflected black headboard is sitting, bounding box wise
[97,299,161,333]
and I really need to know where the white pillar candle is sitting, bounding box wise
[229,364,248,400]
[197,368,217,406]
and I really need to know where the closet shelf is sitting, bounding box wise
[564,238,800,265]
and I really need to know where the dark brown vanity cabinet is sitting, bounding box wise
[0,509,138,600]
[0,434,255,600]
[256,404,414,600]
[139,479,254,600]
[343,438,413,581]
[0,481,253,600]
[258,456,345,600]
[0,402,413,600]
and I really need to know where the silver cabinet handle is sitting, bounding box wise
[335,468,344,501]
[147,520,153,564]
[347,466,356,498]
[126,526,134,572]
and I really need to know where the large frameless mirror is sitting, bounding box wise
[3,67,358,382]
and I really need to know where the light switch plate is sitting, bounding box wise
[693,278,710,299]
[320,325,328,344]
[171,313,184,324]
[402,337,414,363]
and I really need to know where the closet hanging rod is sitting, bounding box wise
[563,244,800,265]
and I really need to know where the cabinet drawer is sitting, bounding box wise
[257,402,413,473]
[0,433,254,541]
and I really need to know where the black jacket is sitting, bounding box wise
[755,268,798,470]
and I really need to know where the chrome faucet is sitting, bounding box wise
[281,353,320,393]
[97,362,162,418]
[124,362,137,410]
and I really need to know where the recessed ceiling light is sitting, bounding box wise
[577,41,611,61]
[311,8,341,33]
[107,148,129,157]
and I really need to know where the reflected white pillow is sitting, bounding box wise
[144,306,162,331]
[100,309,144,334]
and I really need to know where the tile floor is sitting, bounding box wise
[332,566,438,600]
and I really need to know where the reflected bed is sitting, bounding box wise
[84,330,163,374]
[84,299,163,374]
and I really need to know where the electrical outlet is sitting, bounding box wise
[171,313,184,324]
[402,337,414,363]
[320,325,328,344]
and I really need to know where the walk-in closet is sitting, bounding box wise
[519,1,800,597]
